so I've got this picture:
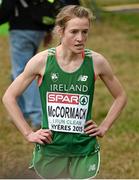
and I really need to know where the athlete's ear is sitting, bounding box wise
[55,26,64,38]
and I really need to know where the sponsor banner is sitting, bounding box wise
[47,92,89,133]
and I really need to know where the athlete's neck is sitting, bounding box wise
[56,45,84,73]
[56,45,83,63]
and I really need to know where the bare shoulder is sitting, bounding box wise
[26,49,48,76]
[30,49,48,68]
[92,50,107,66]
[91,50,110,77]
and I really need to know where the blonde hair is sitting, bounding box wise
[55,5,94,28]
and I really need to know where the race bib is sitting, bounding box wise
[47,92,89,133]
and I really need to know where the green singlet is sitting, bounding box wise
[31,48,100,178]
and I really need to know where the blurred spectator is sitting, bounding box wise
[0,0,80,129]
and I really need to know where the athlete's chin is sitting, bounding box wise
[72,47,84,54]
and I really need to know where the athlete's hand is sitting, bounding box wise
[26,129,52,144]
[84,120,107,137]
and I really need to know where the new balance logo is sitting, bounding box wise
[78,75,88,82]
[88,164,96,172]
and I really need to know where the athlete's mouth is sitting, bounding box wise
[74,44,84,48]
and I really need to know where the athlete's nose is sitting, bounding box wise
[76,32,83,42]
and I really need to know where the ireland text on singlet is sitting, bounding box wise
[38,48,100,156]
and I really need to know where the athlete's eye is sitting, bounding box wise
[82,30,88,34]
[70,30,78,34]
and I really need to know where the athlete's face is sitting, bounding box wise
[61,17,90,53]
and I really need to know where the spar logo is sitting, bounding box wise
[48,93,89,105]
[48,93,79,104]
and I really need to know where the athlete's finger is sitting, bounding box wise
[43,137,52,144]
[40,131,52,137]
[85,127,98,135]
[84,124,97,132]
[37,139,45,145]
[85,120,94,125]
[39,134,52,144]
[40,132,52,142]
[43,134,52,143]
[85,120,97,127]
[41,129,52,135]
[89,130,103,137]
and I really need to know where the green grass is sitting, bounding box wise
[0,6,139,179]
[94,0,139,6]
[0,23,9,36]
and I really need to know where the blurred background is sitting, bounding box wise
[0,0,139,178]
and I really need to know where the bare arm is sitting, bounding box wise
[2,51,52,144]
[85,53,127,137]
